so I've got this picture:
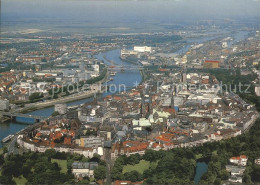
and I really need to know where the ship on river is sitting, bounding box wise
[1,134,15,144]
[110,71,116,76]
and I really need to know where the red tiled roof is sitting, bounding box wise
[64,137,72,145]
[163,108,175,114]
[114,96,122,101]
[231,156,240,160]
[35,133,42,137]
[50,141,56,148]
[230,155,247,160]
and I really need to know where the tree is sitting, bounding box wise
[214,178,221,185]
[251,165,260,182]
[29,92,43,102]
[200,171,216,184]
[45,149,57,159]
[124,170,143,182]
[90,153,101,163]
[243,173,252,184]
[54,151,67,160]
[0,154,4,166]
[71,153,83,161]
[76,178,90,184]
[127,153,142,165]
[51,111,60,117]
[34,161,48,174]
[21,164,31,178]
[94,165,106,180]
[3,147,8,154]
[143,149,157,162]
[111,158,124,180]
[0,176,15,185]
[143,169,153,179]
[218,169,229,180]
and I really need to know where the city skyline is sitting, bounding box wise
[1,0,260,33]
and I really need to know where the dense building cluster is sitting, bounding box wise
[17,70,258,162]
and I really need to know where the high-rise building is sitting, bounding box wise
[182,73,187,83]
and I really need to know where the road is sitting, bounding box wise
[104,148,112,185]
[7,135,19,155]
[12,71,109,114]
[17,88,105,113]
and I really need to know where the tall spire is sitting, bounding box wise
[140,92,145,118]
[171,90,175,109]
[149,94,153,115]
[171,85,175,109]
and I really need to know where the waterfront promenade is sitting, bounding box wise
[18,87,106,113]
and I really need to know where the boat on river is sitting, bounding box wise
[110,71,116,76]
[1,134,14,143]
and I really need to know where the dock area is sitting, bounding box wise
[0,115,11,123]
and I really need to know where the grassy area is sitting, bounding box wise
[51,159,67,173]
[13,175,27,185]
[212,150,217,155]
[123,160,158,174]
[195,154,203,160]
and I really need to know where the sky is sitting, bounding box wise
[1,0,259,32]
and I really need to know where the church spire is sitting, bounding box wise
[171,87,175,109]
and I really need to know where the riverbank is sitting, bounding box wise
[17,70,109,114]
[0,116,11,123]
[19,89,105,114]
[119,56,139,65]
[0,48,143,148]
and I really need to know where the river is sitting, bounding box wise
[0,30,249,148]
[0,49,142,147]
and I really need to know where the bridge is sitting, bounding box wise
[107,65,144,71]
[0,112,48,124]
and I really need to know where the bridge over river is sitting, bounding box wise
[107,65,144,70]
[0,111,48,124]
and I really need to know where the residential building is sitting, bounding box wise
[229,155,248,166]
[80,136,104,148]
[255,157,260,165]
[71,162,98,179]
[255,85,260,96]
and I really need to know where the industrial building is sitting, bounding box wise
[133,46,152,53]
[203,60,220,68]
[0,99,9,111]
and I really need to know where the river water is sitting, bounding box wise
[0,31,249,148]
[194,162,209,185]
[0,49,142,147]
